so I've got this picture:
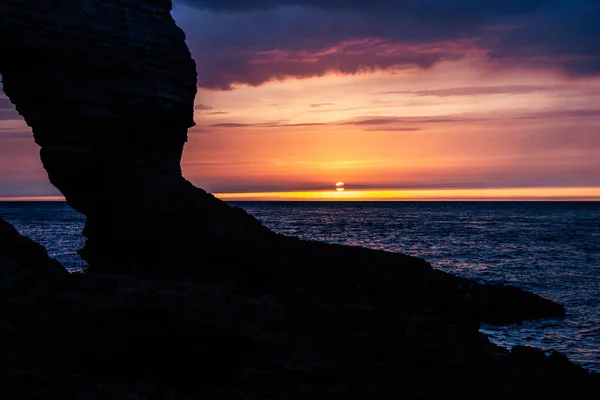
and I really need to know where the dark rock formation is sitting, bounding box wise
[1,1,600,398]
[2,217,599,399]
[0,0,276,271]
[0,217,66,291]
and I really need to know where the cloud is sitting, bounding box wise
[514,109,600,119]
[206,109,599,135]
[207,111,229,115]
[310,103,335,107]
[309,104,411,114]
[0,95,19,120]
[173,0,600,89]
[210,121,328,128]
[180,0,554,14]
[207,114,491,130]
[339,116,488,126]
[0,97,15,109]
[194,104,214,110]
[211,123,251,128]
[0,110,19,121]
[190,38,465,90]
[280,123,328,127]
[378,85,565,97]
[187,127,209,134]
[341,118,402,126]
[0,131,32,140]
[363,127,421,132]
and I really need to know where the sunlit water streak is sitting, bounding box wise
[1,201,598,373]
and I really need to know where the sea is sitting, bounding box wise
[1,201,599,373]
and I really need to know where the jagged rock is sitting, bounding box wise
[477,283,566,325]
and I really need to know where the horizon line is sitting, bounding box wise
[2,187,600,202]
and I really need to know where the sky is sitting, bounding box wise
[2,0,600,200]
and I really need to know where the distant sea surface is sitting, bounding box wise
[1,201,599,372]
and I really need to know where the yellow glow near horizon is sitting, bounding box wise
[213,187,600,201]
[2,188,600,202]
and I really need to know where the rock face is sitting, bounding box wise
[0,0,275,271]
[2,216,600,399]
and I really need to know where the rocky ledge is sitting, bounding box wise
[2,216,599,399]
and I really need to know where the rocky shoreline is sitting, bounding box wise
[2,216,599,399]
[1,0,599,397]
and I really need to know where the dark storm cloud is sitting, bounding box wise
[174,0,600,89]
[190,38,461,90]
[181,0,554,14]
[487,2,600,77]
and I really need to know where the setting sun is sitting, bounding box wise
[336,182,345,192]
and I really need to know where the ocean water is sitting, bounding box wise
[1,201,599,373]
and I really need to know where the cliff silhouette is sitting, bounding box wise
[1,1,599,398]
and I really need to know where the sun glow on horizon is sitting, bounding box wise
[212,187,600,201]
[2,187,600,203]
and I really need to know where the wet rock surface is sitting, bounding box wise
[2,217,599,399]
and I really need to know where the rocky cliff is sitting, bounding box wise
[0,0,275,271]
